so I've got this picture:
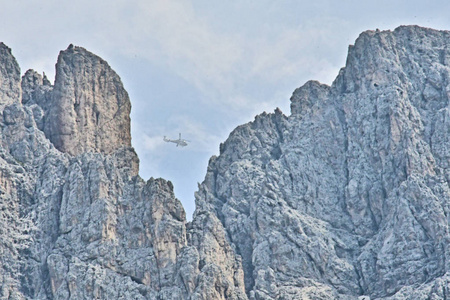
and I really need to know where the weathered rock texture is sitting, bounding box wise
[0,44,186,299]
[191,25,450,299]
[1,25,450,300]
[0,43,21,110]
[44,45,132,156]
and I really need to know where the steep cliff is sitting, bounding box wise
[192,26,450,299]
[1,25,450,300]
[0,45,187,299]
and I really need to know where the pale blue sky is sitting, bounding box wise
[1,0,449,219]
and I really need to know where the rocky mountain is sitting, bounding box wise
[0,43,186,299]
[1,25,450,299]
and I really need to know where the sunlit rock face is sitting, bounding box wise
[1,25,450,300]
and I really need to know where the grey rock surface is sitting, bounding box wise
[0,43,21,110]
[192,25,450,299]
[44,45,132,156]
[0,43,187,299]
[1,25,450,300]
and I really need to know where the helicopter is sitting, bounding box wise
[163,133,190,147]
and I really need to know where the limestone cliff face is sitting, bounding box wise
[0,43,186,299]
[44,45,132,156]
[0,43,21,110]
[192,25,450,299]
[1,25,450,300]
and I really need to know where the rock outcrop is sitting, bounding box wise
[191,25,450,299]
[0,44,186,299]
[1,25,450,300]
[44,45,132,156]
[0,43,21,110]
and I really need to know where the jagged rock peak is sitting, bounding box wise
[21,69,52,105]
[43,44,132,156]
[335,25,450,94]
[194,25,450,299]
[0,42,21,109]
[290,80,330,116]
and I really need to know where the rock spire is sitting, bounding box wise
[44,45,132,155]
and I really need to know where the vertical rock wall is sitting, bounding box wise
[0,42,188,299]
[192,26,450,299]
[45,45,132,156]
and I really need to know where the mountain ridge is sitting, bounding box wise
[0,25,449,299]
